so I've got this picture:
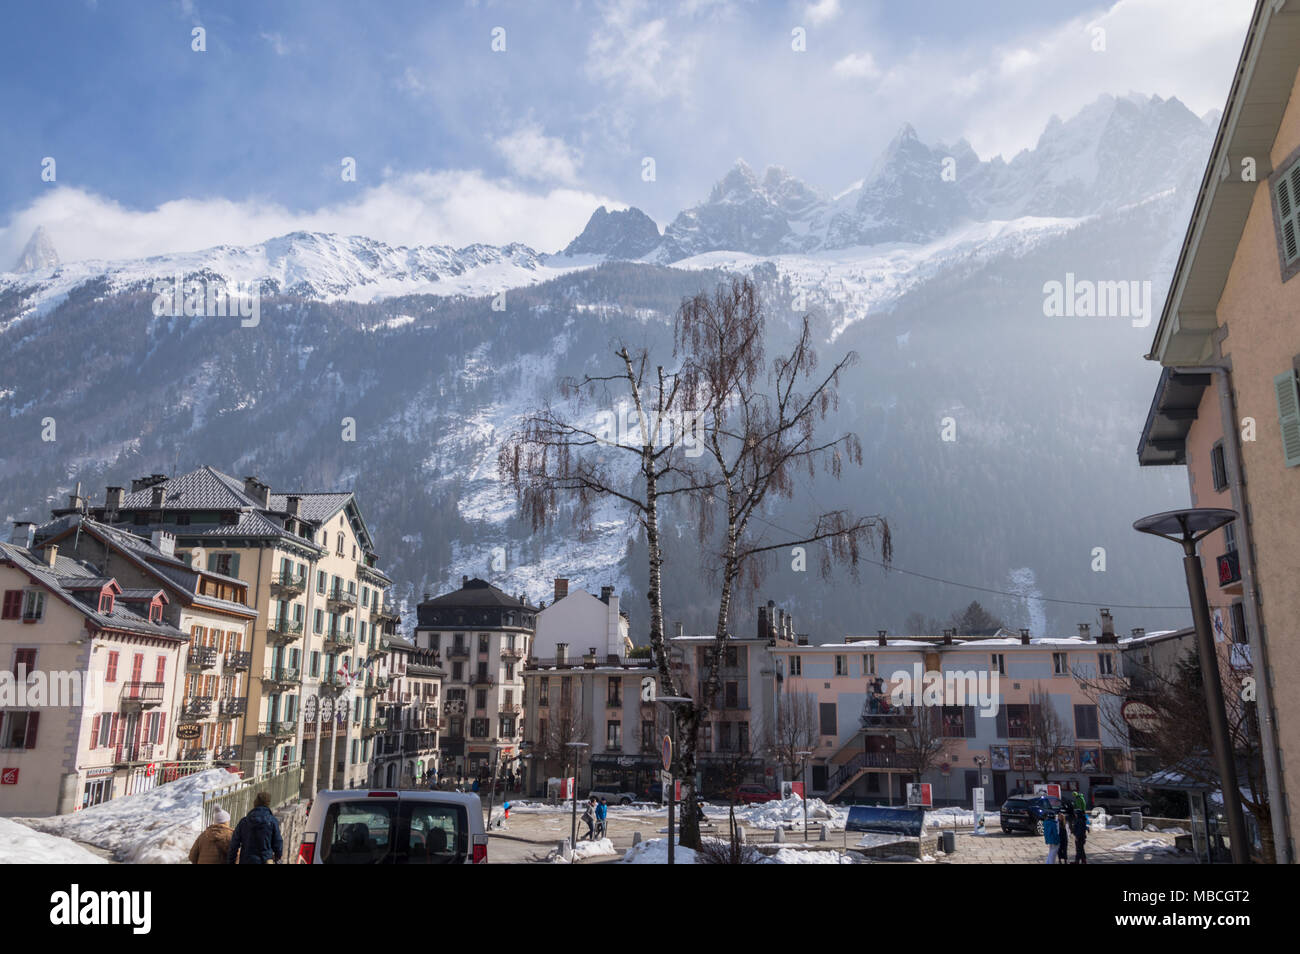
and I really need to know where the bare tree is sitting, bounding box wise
[1079,648,1273,862]
[765,690,819,782]
[1025,684,1075,784]
[672,277,893,847]
[537,703,590,786]
[893,707,956,795]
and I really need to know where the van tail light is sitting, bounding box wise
[472,835,488,864]
[298,833,316,864]
[368,791,399,798]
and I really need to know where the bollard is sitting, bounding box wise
[941,830,956,854]
[737,826,746,844]
[632,831,642,847]
[820,824,829,842]
[774,826,786,843]
[1130,810,1143,831]
[560,838,572,862]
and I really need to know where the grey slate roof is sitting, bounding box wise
[268,492,352,523]
[0,542,186,641]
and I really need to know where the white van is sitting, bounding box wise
[297,790,488,864]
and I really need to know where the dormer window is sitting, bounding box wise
[149,601,163,623]
[98,591,114,614]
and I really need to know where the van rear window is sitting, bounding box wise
[320,803,396,864]
[406,802,467,864]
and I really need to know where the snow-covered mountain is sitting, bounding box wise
[11,225,59,273]
[0,231,578,326]
[561,206,661,259]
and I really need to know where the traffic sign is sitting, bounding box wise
[661,734,672,771]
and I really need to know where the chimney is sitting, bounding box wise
[1077,623,1091,639]
[555,643,568,665]
[605,589,622,659]
[10,521,34,548]
[942,628,954,645]
[1130,627,1146,639]
[150,530,176,559]
[877,629,887,647]
[1098,608,1117,643]
[67,489,85,512]
[242,476,269,507]
[44,544,58,568]
[285,495,301,516]
[105,486,125,514]
[461,575,468,587]
[150,482,167,508]
[797,634,809,646]
[599,585,613,604]
[554,578,569,602]
[767,600,776,640]
[757,604,768,640]
[675,622,684,639]
[1019,628,1030,645]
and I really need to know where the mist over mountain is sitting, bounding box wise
[0,93,1210,640]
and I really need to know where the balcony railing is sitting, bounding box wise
[327,588,358,610]
[214,745,241,762]
[218,698,247,718]
[181,696,213,720]
[257,720,296,739]
[267,617,303,645]
[121,681,165,708]
[262,667,302,687]
[323,630,353,651]
[470,672,497,687]
[373,602,399,622]
[224,650,251,671]
[500,646,525,660]
[180,746,207,762]
[1217,549,1242,587]
[446,645,469,659]
[187,647,218,670]
[113,742,156,766]
[270,570,307,595]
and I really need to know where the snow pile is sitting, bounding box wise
[547,838,617,863]
[16,768,240,864]
[727,796,844,830]
[925,808,1001,828]
[0,817,108,864]
[763,847,855,865]
[1113,838,1180,855]
[622,839,699,864]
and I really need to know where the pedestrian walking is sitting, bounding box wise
[1058,803,1072,864]
[1042,812,1060,864]
[581,797,597,840]
[596,798,608,839]
[228,792,284,865]
[1071,806,1089,864]
[189,808,233,864]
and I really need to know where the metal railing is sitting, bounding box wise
[187,647,219,670]
[181,696,213,719]
[121,682,164,708]
[268,617,303,644]
[225,651,252,671]
[219,698,247,718]
[271,571,307,594]
[327,588,358,609]
[263,667,302,687]
[201,763,304,828]
[257,720,296,738]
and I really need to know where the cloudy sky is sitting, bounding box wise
[0,0,1254,265]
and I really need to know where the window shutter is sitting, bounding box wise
[995,708,1008,737]
[90,714,101,750]
[24,712,39,749]
[1274,370,1300,466]
[155,657,166,683]
[1278,161,1300,266]
[964,705,976,737]
[105,651,119,683]
[158,712,166,746]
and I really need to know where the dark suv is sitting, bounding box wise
[1000,794,1063,835]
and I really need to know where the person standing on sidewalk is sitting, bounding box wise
[228,792,284,865]
[189,808,234,864]
[1071,806,1089,864]
[1042,811,1060,864]
[1057,803,1072,864]
[595,798,608,839]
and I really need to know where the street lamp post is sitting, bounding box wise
[973,754,987,833]
[656,696,692,866]
[565,741,588,858]
[1135,508,1250,864]
[796,750,813,841]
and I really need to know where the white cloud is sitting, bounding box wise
[586,0,700,102]
[0,173,623,266]
[260,32,290,55]
[494,125,583,184]
[805,0,841,26]
[833,51,879,80]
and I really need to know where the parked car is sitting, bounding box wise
[587,788,636,806]
[1090,785,1151,815]
[999,794,1064,835]
[298,789,488,864]
[732,783,781,804]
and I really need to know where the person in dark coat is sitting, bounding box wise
[228,791,283,864]
[1057,803,1072,864]
[1071,807,1088,863]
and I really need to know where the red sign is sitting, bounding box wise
[559,776,575,799]
[1121,700,1160,733]
[1,768,18,785]
[661,734,672,771]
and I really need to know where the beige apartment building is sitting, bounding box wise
[1,536,189,816]
[53,466,398,794]
[415,577,537,780]
[369,633,442,788]
[1139,0,1300,862]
